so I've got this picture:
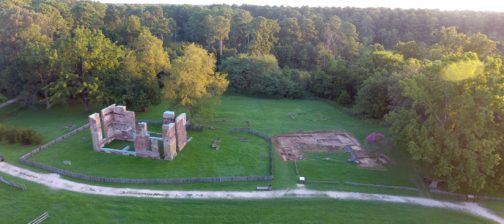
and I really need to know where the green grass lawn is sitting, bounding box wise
[0,96,501,223]
[0,102,89,166]
[0,175,493,224]
[298,151,415,186]
[2,96,416,191]
[30,130,270,178]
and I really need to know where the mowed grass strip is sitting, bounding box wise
[0,102,89,164]
[0,176,492,224]
[298,151,415,187]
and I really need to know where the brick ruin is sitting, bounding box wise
[88,104,189,160]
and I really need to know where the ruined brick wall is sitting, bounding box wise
[162,123,177,160]
[150,138,160,159]
[101,105,136,142]
[134,122,150,157]
[175,113,187,152]
[89,113,104,151]
[89,107,187,160]
[134,122,160,159]
[163,111,175,124]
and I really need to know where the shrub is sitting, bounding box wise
[220,54,307,98]
[0,124,42,145]
[5,127,20,144]
[18,129,42,145]
[0,124,5,141]
[337,90,353,106]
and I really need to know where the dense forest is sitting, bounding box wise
[0,0,503,193]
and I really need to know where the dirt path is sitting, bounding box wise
[1,162,502,223]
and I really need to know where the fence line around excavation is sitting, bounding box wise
[18,124,274,184]
[229,128,274,176]
[307,179,419,192]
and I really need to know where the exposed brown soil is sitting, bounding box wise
[273,131,390,168]
[272,131,362,160]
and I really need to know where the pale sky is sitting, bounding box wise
[98,0,504,12]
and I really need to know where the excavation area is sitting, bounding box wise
[273,131,385,168]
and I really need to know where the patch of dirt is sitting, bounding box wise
[272,131,383,168]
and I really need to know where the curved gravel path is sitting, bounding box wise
[1,162,502,223]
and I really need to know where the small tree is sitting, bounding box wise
[163,43,228,115]
[337,90,353,106]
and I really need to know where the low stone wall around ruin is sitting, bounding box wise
[19,124,90,161]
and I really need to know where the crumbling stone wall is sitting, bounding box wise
[175,113,187,152]
[162,123,177,160]
[135,123,162,159]
[89,113,104,151]
[101,105,136,142]
[134,122,150,157]
[163,111,175,124]
[88,105,188,160]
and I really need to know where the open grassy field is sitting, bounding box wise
[0,102,89,165]
[298,151,415,186]
[1,96,417,191]
[0,96,501,223]
[0,175,493,224]
[31,130,270,178]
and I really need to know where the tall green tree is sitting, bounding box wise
[50,27,124,112]
[394,41,427,59]
[17,24,58,108]
[229,9,253,53]
[386,53,504,192]
[279,17,302,44]
[353,50,405,118]
[0,1,51,97]
[207,15,231,58]
[221,54,305,98]
[124,28,170,80]
[141,6,174,42]
[122,15,142,45]
[34,0,73,39]
[299,16,318,44]
[322,16,362,59]
[429,27,497,60]
[247,16,280,55]
[118,28,170,111]
[71,1,106,29]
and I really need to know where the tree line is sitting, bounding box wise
[0,0,503,193]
